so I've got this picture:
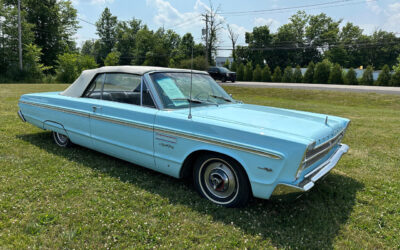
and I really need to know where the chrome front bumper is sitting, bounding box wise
[271,143,349,199]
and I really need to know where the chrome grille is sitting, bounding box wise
[303,131,344,169]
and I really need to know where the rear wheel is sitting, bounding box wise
[193,153,250,207]
[52,131,72,147]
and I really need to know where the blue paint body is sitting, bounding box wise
[18,74,350,200]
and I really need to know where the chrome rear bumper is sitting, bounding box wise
[18,110,26,122]
[271,144,349,199]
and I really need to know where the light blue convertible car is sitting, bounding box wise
[18,66,350,207]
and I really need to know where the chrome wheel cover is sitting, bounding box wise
[200,159,238,201]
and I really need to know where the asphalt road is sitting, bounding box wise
[219,81,400,95]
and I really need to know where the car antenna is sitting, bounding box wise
[188,46,194,119]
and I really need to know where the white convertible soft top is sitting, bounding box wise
[60,66,207,97]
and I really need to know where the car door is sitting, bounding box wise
[84,73,158,170]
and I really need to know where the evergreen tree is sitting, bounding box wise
[376,65,391,86]
[261,65,272,82]
[272,66,282,82]
[236,63,245,81]
[223,59,230,69]
[252,64,262,81]
[244,62,253,81]
[230,61,237,72]
[282,66,293,82]
[360,65,374,85]
[328,63,344,84]
[314,60,331,83]
[303,61,315,83]
[345,68,358,85]
[96,8,118,63]
[292,65,303,83]
[389,71,400,86]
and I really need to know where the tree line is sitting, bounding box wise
[1,2,399,85]
[225,58,400,86]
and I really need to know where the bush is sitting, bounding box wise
[303,61,315,83]
[56,53,98,83]
[345,68,358,85]
[282,66,293,83]
[244,62,253,81]
[223,59,230,69]
[272,66,282,82]
[292,65,303,83]
[376,65,391,86]
[390,71,400,86]
[261,65,272,82]
[230,61,237,72]
[328,63,344,84]
[360,66,374,85]
[177,56,208,71]
[23,44,51,81]
[236,63,244,81]
[314,60,331,83]
[104,52,121,66]
[252,64,262,82]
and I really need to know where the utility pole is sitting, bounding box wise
[17,0,23,71]
[202,14,209,64]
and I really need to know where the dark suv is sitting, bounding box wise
[207,67,236,82]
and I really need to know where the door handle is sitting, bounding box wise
[92,106,102,112]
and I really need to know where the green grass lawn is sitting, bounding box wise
[1,84,399,248]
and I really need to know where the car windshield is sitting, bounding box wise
[151,72,235,109]
[218,67,230,73]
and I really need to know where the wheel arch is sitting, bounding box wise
[179,149,252,192]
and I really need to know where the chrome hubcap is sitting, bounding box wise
[56,133,68,144]
[203,162,237,199]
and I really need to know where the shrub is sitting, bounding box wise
[360,65,374,85]
[376,65,391,86]
[23,44,51,81]
[223,59,230,69]
[252,64,262,82]
[345,68,358,85]
[282,66,293,83]
[230,61,237,72]
[244,62,253,81]
[177,56,208,70]
[104,52,121,66]
[328,63,344,84]
[77,55,98,72]
[236,63,245,81]
[272,66,282,82]
[313,59,331,83]
[261,65,272,82]
[390,71,400,86]
[303,61,315,83]
[292,65,303,83]
[56,53,79,83]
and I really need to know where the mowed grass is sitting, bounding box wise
[0,84,399,248]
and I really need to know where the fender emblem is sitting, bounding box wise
[258,167,273,172]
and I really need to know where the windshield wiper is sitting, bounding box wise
[209,95,233,102]
[171,98,218,106]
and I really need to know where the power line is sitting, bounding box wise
[218,0,377,16]
[77,17,96,27]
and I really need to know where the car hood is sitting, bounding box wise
[188,103,349,145]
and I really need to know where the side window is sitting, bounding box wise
[102,73,141,104]
[142,82,156,108]
[84,74,105,99]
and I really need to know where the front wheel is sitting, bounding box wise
[193,153,250,207]
[52,131,72,147]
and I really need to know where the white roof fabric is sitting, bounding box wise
[60,66,208,97]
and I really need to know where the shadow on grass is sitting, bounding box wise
[18,132,363,249]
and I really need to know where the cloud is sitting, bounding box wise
[72,0,115,5]
[384,2,400,33]
[254,17,280,32]
[366,0,381,14]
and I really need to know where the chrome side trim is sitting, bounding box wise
[154,127,282,159]
[19,100,90,118]
[18,110,26,122]
[20,100,282,160]
[271,143,349,198]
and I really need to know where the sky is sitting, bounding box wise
[71,0,400,57]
